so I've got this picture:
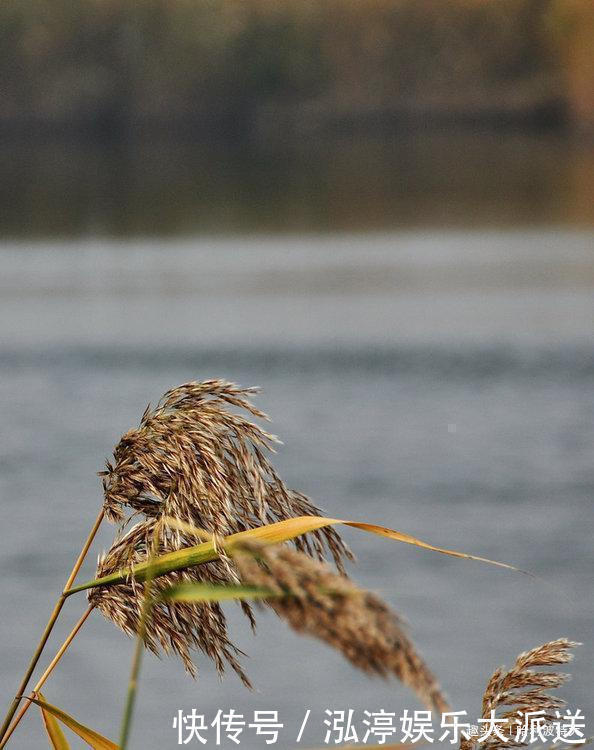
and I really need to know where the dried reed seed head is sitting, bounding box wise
[233,542,450,714]
[461,639,579,750]
[88,519,252,687]
[101,380,352,573]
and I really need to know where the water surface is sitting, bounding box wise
[0,229,592,747]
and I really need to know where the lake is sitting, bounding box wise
[0,133,592,748]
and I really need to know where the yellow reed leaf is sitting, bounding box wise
[29,697,118,750]
[70,515,523,595]
[38,692,70,750]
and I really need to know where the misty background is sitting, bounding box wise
[0,1,593,748]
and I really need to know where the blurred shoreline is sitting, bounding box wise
[2,132,593,238]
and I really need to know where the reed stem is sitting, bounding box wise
[119,527,160,750]
[118,598,150,750]
[0,508,105,743]
[0,606,94,749]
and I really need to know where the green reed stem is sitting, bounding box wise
[118,526,160,750]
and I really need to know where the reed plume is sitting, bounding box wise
[460,639,579,750]
[234,542,451,714]
[88,519,253,686]
[100,380,351,573]
[95,380,433,689]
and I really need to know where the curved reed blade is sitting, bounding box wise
[38,693,70,750]
[70,514,522,595]
[29,698,118,750]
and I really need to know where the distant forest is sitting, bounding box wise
[1,0,592,140]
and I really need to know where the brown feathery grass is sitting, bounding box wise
[233,542,451,714]
[89,523,450,712]
[88,519,252,687]
[100,380,352,573]
[460,639,579,750]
